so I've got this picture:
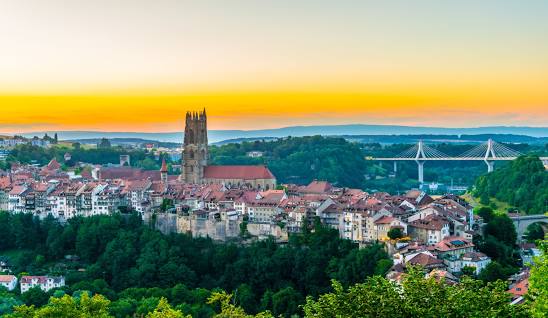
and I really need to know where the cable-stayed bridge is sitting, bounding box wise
[368,139,548,183]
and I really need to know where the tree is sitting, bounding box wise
[271,287,303,318]
[474,155,548,215]
[476,206,495,223]
[160,199,175,212]
[478,261,511,282]
[235,284,257,314]
[0,290,22,316]
[207,291,272,318]
[21,286,49,307]
[146,298,189,318]
[461,266,476,277]
[528,238,548,317]
[525,223,546,242]
[98,138,111,149]
[484,214,517,247]
[109,298,136,318]
[304,268,528,317]
[387,227,403,240]
[7,293,112,318]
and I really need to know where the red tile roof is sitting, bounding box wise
[46,158,61,171]
[0,275,16,283]
[407,253,444,267]
[160,159,168,173]
[203,165,275,180]
[434,236,474,252]
[374,215,395,224]
[303,180,332,193]
[0,176,11,190]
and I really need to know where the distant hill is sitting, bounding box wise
[342,134,548,145]
[19,125,548,143]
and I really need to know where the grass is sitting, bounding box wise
[0,249,32,258]
[462,192,517,215]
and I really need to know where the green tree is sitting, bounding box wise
[476,206,495,223]
[21,287,49,307]
[484,214,517,247]
[208,291,272,318]
[8,293,112,318]
[525,223,546,242]
[478,261,512,282]
[235,284,257,314]
[146,298,189,318]
[98,138,112,149]
[304,268,527,317]
[474,155,548,215]
[271,287,303,318]
[461,266,476,277]
[528,238,548,317]
[387,227,403,240]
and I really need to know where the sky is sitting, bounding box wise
[0,0,547,133]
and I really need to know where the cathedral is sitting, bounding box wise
[181,109,277,190]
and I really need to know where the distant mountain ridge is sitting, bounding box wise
[17,124,548,143]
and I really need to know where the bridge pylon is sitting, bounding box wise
[415,140,427,184]
[484,138,496,173]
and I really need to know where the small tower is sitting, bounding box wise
[160,158,168,184]
[181,109,208,184]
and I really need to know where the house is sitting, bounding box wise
[20,276,65,293]
[405,252,446,271]
[433,236,475,258]
[373,215,408,240]
[8,185,29,213]
[407,215,450,245]
[508,275,529,304]
[0,275,17,291]
[458,252,491,275]
[247,151,264,158]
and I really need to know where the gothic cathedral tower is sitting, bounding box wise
[181,109,208,184]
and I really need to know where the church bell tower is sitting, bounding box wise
[181,109,208,184]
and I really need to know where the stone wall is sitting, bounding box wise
[147,212,288,242]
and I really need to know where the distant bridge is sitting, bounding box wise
[368,139,548,183]
[509,214,548,240]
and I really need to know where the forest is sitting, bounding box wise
[0,212,390,317]
[2,211,545,317]
[474,155,548,215]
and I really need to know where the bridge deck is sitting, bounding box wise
[369,157,548,161]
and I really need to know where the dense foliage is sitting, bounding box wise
[303,268,528,318]
[0,212,390,317]
[4,267,543,318]
[4,143,166,171]
[473,207,520,281]
[210,136,369,188]
[528,238,548,317]
[209,136,540,192]
[474,155,548,215]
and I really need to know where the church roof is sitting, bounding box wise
[46,158,61,170]
[203,165,275,180]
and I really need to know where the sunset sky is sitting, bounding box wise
[1,0,547,133]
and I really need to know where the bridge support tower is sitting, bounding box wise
[415,140,427,184]
[484,138,496,173]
